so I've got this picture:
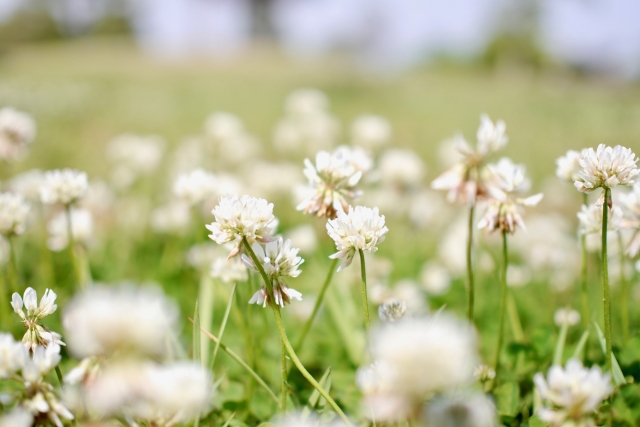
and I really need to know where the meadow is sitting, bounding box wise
[1,36,640,427]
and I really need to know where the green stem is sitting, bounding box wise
[618,232,629,344]
[494,230,509,385]
[281,339,288,413]
[295,258,338,351]
[580,193,589,332]
[242,238,352,426]
[466,204,475,323]
[358,249,370,333]
[64,204,83,289]
[54,366,64,388]
[602,189,612,374]
[7,235,19,293]
[507,290,524,343]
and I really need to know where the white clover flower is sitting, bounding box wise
[0,107,36,161]
[378,300,407,323]
[173,169,217,206]
[370,313,478,399]
[619,183,640,256]
[186,242,221,270]
[297,149,364,218]
[12,288,64,352]
[556,149,588,184]
[554,308,581,327]
[21,388,74,427]
[22,343,62,383]
[40,169,88,205]
[534,359,612,427]
[574,144,639,203]
[478,158,543,234]
[326,205,388,271]
[0,192,30,236]
[9,169,44,202]
[47,208,94,251]
[243,237,303,308]
[420,261,452,295]
[107,134,165,188]
[0,333,28,378]
[285,88,330,117]
[577,203,623,236]
[204,112,244,141]
[150,201,191,235]
[424,391,498,427]
[351,114,392,150]
[431,115,507,205]
[206,194,278,258]
[283,224,318,254]
[62,284,179,359]
[379,148,425,188]
[210,256,248,284]
[0,408,33,427]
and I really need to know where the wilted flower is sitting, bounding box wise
[351,114,392,150]
[243,237,303,307]
[556,149,588,184]
[379,148,425,188]
[574,144,639,205]
[0,333,28,378]
[423,391,498,427]
[40,169,88,205]
[431,115,507,205]
[12,288,64,352]
[207,194,278,258]
[47,208,94,251]
[173,169,217,206]
[478,158,543,234]
[0,192,30,236]
[297,149,364,218]
[326,205,388,271]
[0,107,36,161]
[62,284,179,358]
[534,359,612,427]
[150,201,191,235]
[378,300,407,323]
[554,308,581,327]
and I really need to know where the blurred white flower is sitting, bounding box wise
[297,149,364,218]
[243,237,303,307]
[21,343,62,383]
[476,114,508,155]
[210,256,248,284]
[379,148,425,188]
[0,408,33,427]
[173,169,217,206]
[577,203,623,236]
[206,194,278,258]
[283,224,317,254]
[204,112,244,141]
[12,287,64,352]
[574,145,639,204]
[556,149,588,184]
[244,161,302,198]
[0,192,29,236]
[9,169,44,202]
[392,279,427,314]
[106,134,165,188]
[271,411,347,427]
[351,114,392,150]
[478,158,543,234]
[378,300,407,323]
[285,88,330,117]
[62,284,179,358]
[40,169,88,205]
[47,208,93,251]
[186,242,221,270]
[150,201,191,235]
[619,183,640,256]
[420,261,451,295]
[0,107,36,161]
[506,265,531,288]
[0,333,28,378]
[474,364,496,382]
[423,391,498,427]
[327,205,388,271]
[534,359,612,427]
[554,308,581,327]
[409,189,450,229]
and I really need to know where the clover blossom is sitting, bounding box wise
[0,192,30,236]
[206,194,278,258]
[11,288,64,352]
[0,107,36,161]
[556,149,588,184]
[619,183,640,256]
[534,359,612,427]
[40,169,88,206]
[173,169,217,206]
[242,237,303,308]
[0,333,27,378]
[326,205,388,271]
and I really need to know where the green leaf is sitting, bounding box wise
[572,329,590,361]
[193,299,201,363]
[495,382,520,417]
[301,367,332,419]
[593,321,626,385]
[527,415,547,427]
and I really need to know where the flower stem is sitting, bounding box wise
[580,193,589,332]
[64,204,83,289]
[358,249,370,333]
[602,188,612,373]
[618,232,629,344]
[466,204,475,323]
[281,339,288,413]
[7,236,19,293]
[242,238,352,426]
[494,230,509,384]
[295,258,338,351]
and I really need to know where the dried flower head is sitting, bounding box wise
[0,192,30,236]
[243,237,303,307]
[12,288,64,352]
[326,205,388,271]
[207,194,278,258]
[297,149,364,218]
[534,359,612,427]
[40,169,88,205]
[0,107,36,161]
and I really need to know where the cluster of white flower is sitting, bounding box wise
[40,169,89,205]
[350,114,392,151]
[0,107,36,161]
[574,144,639,198]
[106,133,165,189]
[46,207,94,251]
[11,288,64,352]
[173,168,218,206]
[0,192,30,236]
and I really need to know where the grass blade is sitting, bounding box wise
[221,412,236,427]
[211,283,236,371]
[301,367,331,419]
[193,299,201,363]
[572,330,590,360]
[593,321,626,385]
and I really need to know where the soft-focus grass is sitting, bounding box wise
[2,35,640,425]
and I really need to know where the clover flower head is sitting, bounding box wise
[47,208,93,251]
[297,149,364,218]
[0,408,33,427]
[243,237,303,308]
[327,205,388,271]
[0,192,30,236]
[574,144,639,199]
[554,308,581,327]
[378,299,407,323]
[9,169,44,202]
[173,169,217,206]
[207,194,278,258]
[577,203,623,236]
[476,114,508,156]
[534,359,612,427]
[12,288,64,352]
[0,333,28,379]
[0,107,36,161]
[619,183,640,256]
[556,149,588,184]
[40,169,88,205]
[351,114,392,150]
